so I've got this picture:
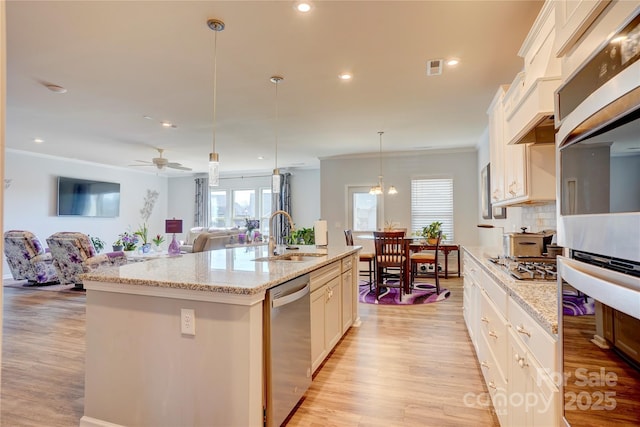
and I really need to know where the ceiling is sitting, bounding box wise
[5,0,543,176]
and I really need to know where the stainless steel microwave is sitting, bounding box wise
[556,9,640,264]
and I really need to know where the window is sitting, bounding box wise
[411,178,454,242]
[260,188,272,235]
[210,190,227,228]
[232,189,255,227]
[348,186,380,232]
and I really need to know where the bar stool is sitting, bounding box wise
[410,231,441,294]
[344,230,375,291]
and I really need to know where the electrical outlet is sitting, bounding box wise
[181,308,195,335]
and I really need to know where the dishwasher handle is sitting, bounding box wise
[272,283,310,308]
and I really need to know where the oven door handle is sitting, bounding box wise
[558,256,640,318]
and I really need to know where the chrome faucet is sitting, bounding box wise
[269,210,295,255]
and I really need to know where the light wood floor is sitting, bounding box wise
[1,277,497,427]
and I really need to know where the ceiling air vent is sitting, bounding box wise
[426,59,443,76]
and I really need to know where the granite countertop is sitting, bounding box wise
[82,245,360,296]
[463,246,558,336]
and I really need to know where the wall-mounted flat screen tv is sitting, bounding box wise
[57,177,120,217]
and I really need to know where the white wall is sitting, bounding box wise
[289,169,321,228]
[3,150,169,276]
[321,148,480,249]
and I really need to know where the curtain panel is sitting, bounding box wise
[194,177,210,228]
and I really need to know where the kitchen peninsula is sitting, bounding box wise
[79,244,361,427]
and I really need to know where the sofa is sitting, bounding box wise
[180,227,247,253]
[3,230,59,284]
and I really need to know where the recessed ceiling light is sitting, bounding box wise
[44,83,67,93]
[446,58,460,66]
[161,121,177,129]
[338,72,353,80]
[143,115,154,120]
[34,138,44,144]
[296,2,312,12]
[258,156,265,160]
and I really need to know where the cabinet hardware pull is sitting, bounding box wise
[481,361,490,369]
[481,317,489,323]
[489,331,498,339]
[516,325,531,337]
[488,381,497,390]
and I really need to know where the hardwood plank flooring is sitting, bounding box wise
[1,277,497,427]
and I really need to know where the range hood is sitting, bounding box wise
[503,74,561,145]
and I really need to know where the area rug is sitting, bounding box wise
[359,281,450,305]
[3,279,78,292]
[562,290,595,316]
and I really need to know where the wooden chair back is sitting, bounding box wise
[344,229,354,246]
[373,230,407,267]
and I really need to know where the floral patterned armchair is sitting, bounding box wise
[46,232,127,289]
[3,230,59,284]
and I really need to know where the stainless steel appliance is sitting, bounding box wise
[489,256,557,281]
[264,274,312,427]
[503,228,545,257]
[558,254,640,427]
[556,7,640,426]
[556,9,640,264]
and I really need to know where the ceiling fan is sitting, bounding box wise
[130,148,192,171]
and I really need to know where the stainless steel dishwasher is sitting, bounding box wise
[264,274,312,427]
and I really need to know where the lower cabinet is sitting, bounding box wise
[463,250,559,426]
[310,256,357,373]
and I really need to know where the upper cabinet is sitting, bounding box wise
[554,0,610,58]
[489,1,559,207]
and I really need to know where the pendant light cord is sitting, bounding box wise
[379,131,384,185]
[212,28,218,154]
[275,79,279,170]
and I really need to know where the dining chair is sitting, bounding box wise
[410,231,441,294]
[373,230,408,301]
[344,230,376,291]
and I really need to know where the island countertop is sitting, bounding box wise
[82,244,361,296]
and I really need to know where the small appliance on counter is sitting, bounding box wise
[503,227,544,257]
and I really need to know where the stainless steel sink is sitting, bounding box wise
[253,253,326,262]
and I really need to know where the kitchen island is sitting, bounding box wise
[79,244,361,427]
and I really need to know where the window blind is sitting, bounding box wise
[411,179,454,242]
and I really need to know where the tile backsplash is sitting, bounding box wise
[522,203,557,231]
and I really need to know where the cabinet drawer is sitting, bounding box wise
[310,261,341,292]
[479,291,508,383]
[341,256,353,272]
[508,297,557,372]
[478,268,507,314]
[477,332,508,426]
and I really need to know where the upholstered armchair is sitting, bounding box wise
[46,232,127,289]
[3,230,59,284]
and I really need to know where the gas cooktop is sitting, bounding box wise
[488,256,558,281]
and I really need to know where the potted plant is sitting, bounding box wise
[90,235,105,253]
[288,227,315,245]
[421,221,446,245]
[134,223,151,253]
[119,232,139,251]
[152,234,165,251]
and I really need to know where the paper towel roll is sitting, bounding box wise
[314,220,328,246]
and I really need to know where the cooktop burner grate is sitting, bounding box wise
[489,256,557,281]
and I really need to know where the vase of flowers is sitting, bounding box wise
[152,234,165,252]
[119,232,139,251]
[245,218,260,243]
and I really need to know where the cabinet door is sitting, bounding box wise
[489,87,508,203]
[325,277,342,351]
[341,270,353,333]
[503,143,526,200]
[311,287,327,372]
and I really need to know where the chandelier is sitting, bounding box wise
[369,131,397,195]
[207,18,225,187]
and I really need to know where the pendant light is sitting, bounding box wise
[207,18,225,187]
[270,76,283,194]
[369,131,398,195]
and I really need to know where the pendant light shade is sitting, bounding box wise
[207,18,225,187]
[271,76,284,194]
[369,131,397,195]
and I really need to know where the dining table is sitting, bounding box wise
[355,234,461,294]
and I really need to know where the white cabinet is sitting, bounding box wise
[341,256,354,333]
[488,86,509,203]
[463,250,559,426]
[310,256,358,373]
[554,0,610,57]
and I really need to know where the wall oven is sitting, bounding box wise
[556,7,640,427]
